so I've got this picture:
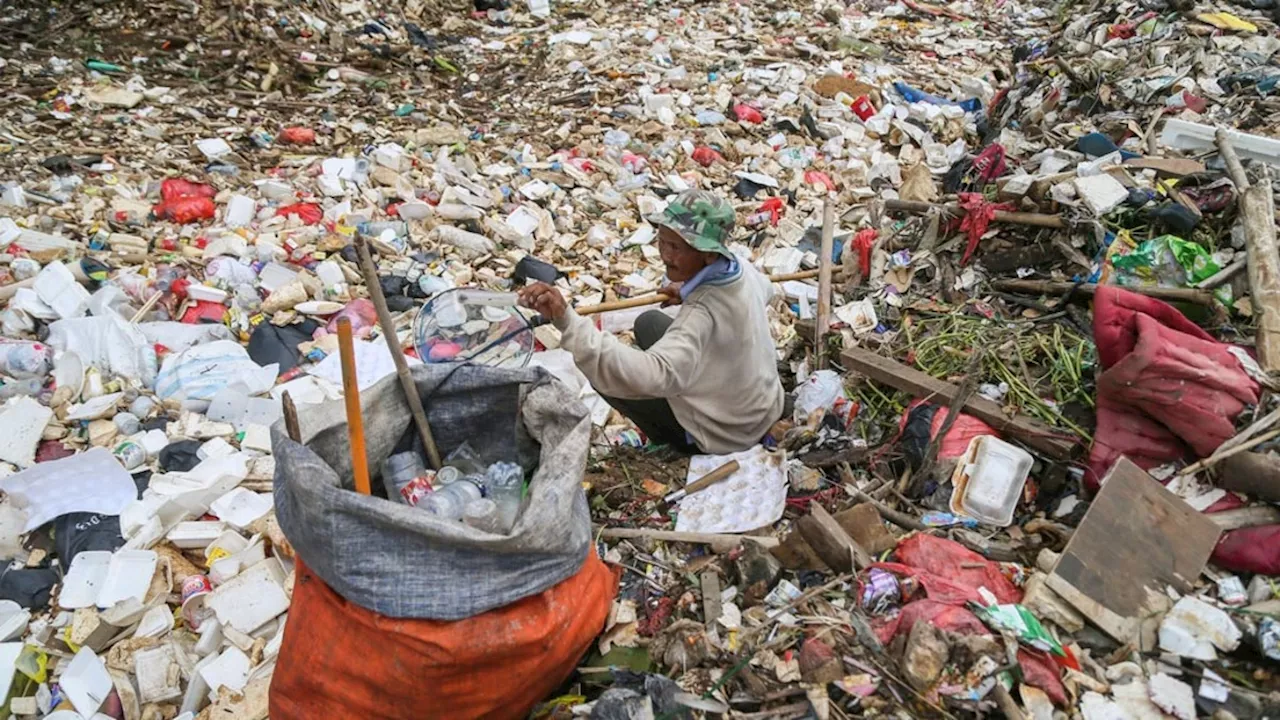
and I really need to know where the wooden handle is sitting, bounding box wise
[354,236,443,469]
[574,266,837,317]
[683,460,741,496]
[337,317,372,496]
[282,391,301,442]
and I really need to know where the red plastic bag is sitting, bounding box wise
[1211,525,1280,575]
[804,170,837,192]
[894,534,1021,604]
[898,401,999,467]
[1019,649,1068,706]
[154,178,217,223]
[733,103,764,124]
[691,146,724,167]
[271,553,619,720]
[325,298,378,336]
[276,202,323,225]
[279,127,317,145]
[870,599,988,646]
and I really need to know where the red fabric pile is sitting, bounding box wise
[1088,286,1276,575]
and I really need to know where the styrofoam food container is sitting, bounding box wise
[948,435,1033,526]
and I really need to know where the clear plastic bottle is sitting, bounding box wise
[421,479,482,520]
[463,498,503,533]
[382,452,426,501]
[484,462,524,532]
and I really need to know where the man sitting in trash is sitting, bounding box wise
[519,189,784,454]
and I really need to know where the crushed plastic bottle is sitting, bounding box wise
[483,461,524,533]
[0,341,53,379]
[421,478,483,520]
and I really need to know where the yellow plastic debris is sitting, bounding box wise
[1196,12,1257,32]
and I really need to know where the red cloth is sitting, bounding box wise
[1088,287,1258,482]
[1212,525,1280,575]
[957,192,1014,265]
[1018,649,1068,706]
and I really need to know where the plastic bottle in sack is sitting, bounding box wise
[463,498,503,533]
[484,461,524,532]
[383,451,426,500]
[0,342,53,379]
[421,479,482,520]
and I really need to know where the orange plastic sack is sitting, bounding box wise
[270,552,620,720]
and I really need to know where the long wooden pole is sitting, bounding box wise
[575,265,844,317]
[337,317,372,495]
[355,236,443,470]
[991,279,1217,306]
[885,198,1067,229]
[1217,127,1280,372]
[815,196,836,369]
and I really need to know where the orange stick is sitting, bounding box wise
[337,317,372,495]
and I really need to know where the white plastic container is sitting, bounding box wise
[948,435,1033,527]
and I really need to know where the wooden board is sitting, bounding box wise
[1047,458,1221,644]
[841,348,1076,458]
[797,504,872,572]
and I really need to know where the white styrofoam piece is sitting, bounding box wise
[134,605,175,639]
[1161,119,1280,169]
[0,600,30,642]
[1149,673,1195,720]
[0,396,53,468]
[199,646,251,697]
[1159,596,1241,660]
[61,550,157,609]
[1073,174,1128,216]
[206,558,289,634]
[95,550,156,608]
[60,647,113,717]
[59,552,113,610]
[167,521,228,550]
[33,261,91,319]
[0,642,21,708]
[675,445,787,534]
[949,435,1034,526]
[209,488,272,530]
[135,645,183,703]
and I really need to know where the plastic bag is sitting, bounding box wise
[154,340,276,404]
[1110,235,1220,288]
[325,298,378,336]
[794,370,846,421]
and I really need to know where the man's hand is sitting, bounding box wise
[659,282,683,307]
[518,281,568,321]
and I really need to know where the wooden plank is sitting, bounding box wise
[700,570,723,626]
[815,196,835,369]
[841,347,1076,459]
[1217,129,1280,371]
[991,279,1216,306]
[1218,452,1280,503]
[1206,505,1280,531]
[797,504,872,572]
[1047,458,1220,644]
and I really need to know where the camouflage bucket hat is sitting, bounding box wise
[649,189,736,257]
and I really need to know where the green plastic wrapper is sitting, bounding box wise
[974,603,1065,656]
[1111,235,1220,287]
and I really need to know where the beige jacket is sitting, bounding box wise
[554,263,784,454]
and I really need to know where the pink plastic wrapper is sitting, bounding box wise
[325,298,378,337]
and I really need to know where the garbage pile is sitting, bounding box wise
[0,0,1279,716]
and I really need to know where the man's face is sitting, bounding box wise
[658,227,716,282]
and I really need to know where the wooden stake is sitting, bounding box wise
[337,317,372,496]
[815,196,836,369]
[282,391,301,443]
[1217,128,1280,372]
[354,237,443,470]
[991,279,1216,307]
[885,198,1067,229]
[574,265,849,316]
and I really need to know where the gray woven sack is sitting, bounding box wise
[271,364,592,620]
